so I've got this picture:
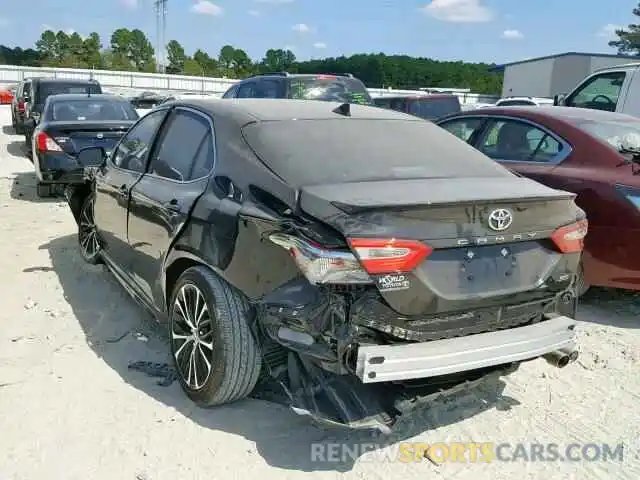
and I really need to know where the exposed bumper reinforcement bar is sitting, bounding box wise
[356,315,577,383]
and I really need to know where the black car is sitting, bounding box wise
[32,93,139,198]
[22,78,103,151]
[128,91,168,109]
[66,98,582,432]
[221,72,373,104]
[374,94,462,121]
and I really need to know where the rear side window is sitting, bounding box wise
[408,97,461,120]
[148,109,213,181]
[478,120,564,163]
[565,72,626,112]
[242,118,512,186]
[289,76,373,104]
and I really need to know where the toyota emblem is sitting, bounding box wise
[488,208,513,231]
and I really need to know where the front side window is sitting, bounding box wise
[439,117,485,142]
[148,109,213,181]
[111,109,166,172]
[565,72,626,112]
[479,119,564,163]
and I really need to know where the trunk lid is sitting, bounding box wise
[44,121,133,157]
[298,177,582,315]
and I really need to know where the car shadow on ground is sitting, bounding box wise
[10,171,60,203]
[2,124,18,136]
[36,234,520,472]
[578,287,640,329]
[6,140,26,159]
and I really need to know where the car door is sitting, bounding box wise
[472,118,571,186]
[126,107,215,307]
[93,108,169,272]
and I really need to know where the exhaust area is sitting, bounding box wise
[543,347,579,368]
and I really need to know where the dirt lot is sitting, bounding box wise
[0,105,638,479]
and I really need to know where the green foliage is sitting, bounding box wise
[0,28,504,94]
[609,2,640,55]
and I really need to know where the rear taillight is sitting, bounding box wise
[269,233,372,284]
[36,132,63,152]
[551,220,588,253]
[348,238,432,274]
[18,100,24,111]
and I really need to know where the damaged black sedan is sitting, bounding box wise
[65,98,585,432]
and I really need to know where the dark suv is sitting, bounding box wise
[11,78,39,134]
[21,78,102,153]
[221,72,373,104]
[374,94,461,121]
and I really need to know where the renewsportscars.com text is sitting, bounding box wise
[310,442,625,463]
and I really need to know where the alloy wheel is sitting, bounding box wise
[171,283,214,390]
[79,198,100,259]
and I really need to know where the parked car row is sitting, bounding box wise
[4,68,635,433]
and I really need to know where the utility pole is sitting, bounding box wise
[154,0,168,73]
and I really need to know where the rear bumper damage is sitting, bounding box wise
[356,314,577,383]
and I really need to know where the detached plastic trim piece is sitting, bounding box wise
[356,315,577,383]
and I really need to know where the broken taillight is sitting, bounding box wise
[268,233,372,284]
[348,238,433,274]
[550,219,588,254]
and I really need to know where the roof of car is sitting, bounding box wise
[375,94,458,100]
[180,98,421,124]
[34,78,100,84]
[46,93,125,102]
[449,105,639,123]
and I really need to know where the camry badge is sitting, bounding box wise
[488,208,513,231]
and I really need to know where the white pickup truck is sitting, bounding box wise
[555,62,640,116]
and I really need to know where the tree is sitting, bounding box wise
[609,3,640,55]
[82,33,103,69]
[231,48,253,77]
[218,44,236,75]
[110,28,154,71]
[166,39,186,73]
[35,30,60,66]
[260,48,296,72]
[183,58,204,76]
[193,49,218,76]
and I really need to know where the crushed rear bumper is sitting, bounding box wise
[356,314,576,383]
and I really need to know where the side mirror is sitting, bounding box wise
[76,146,107,166]
[553,94,566,106]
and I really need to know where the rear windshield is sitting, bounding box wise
[408,97,461,120]
[243,118,512,186]
[497,99,536,106]
[289,76,373,105]
[37,82,101,103]
[574,119,640,150]
[46,99,139,122]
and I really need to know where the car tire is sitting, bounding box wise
[77,193,103,265]
[169,266,262,407]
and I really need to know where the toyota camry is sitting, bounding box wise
[65,98,585,432]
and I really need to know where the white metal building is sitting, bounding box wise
[492,52,640,98]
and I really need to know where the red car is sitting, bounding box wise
[0,86,14,105]
[436,106,640,294]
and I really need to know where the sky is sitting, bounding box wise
[0,0,636,65]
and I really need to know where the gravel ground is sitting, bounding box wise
[0,105,638,480]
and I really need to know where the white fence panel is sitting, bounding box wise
[0,64,499,104]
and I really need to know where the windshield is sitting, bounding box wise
[47,99,139,122]
[37,83,101,104]
[289,76,373,105]
[242,118,512,186]
[574,119,640,150]
[408,97,461,120]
